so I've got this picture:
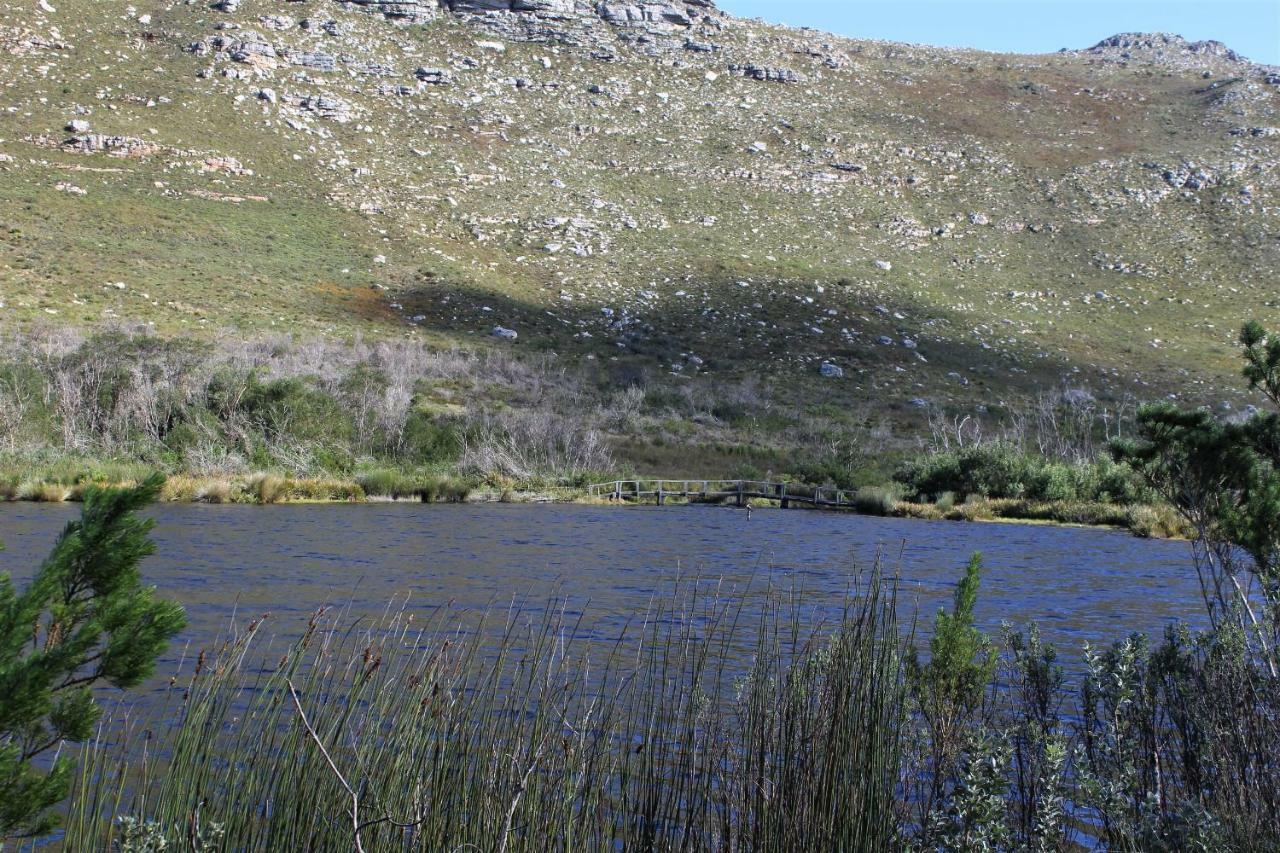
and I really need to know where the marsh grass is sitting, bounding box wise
[890,495,1190,536]
[851,484,903,516]
[356,469,473,503]
[38,560,1280,852]
[18,481,70,503]
[1123,502,1189,539]
[250,473,286,505]
[195,478,234,504]
[63,578,905,851]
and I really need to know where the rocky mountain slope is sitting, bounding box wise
[1,0,1278,419]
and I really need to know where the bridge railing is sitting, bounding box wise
[586,479,856,509]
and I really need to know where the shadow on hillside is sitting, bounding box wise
[391,271,1129,416]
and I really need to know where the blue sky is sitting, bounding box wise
[716,1,1280,65]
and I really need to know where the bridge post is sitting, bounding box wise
[656,482,664,506]
[736,481,745,508]
[780,483,789,509]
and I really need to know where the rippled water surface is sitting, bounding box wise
[0,502,1203,686]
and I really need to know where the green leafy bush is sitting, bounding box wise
[238,375,355,449]
[895,443,1149,504]
[401,411,461,466]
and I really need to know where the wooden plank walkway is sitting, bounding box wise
[586,479,860,510]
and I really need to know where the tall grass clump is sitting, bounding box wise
[249,473,286,504]
[354,467,417,499]
[18,481,69,503]
[196,478,234,504]
[64,578,905,851]
[357,469,472,502]
[852,484,902,516]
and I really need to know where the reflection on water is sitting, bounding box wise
[0,502,1202,690]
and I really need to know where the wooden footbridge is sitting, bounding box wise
[586,479,862,510]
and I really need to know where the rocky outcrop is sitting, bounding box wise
[336,1,440,22]
[338,0,720,38]
[299,94,355,123]
[1081,32,1251,70]
[596,3,698,29]
[291,52,338,71]
[414,66,453,84]
[445,0,575,11]
[442,0,713,24]
[730,63,802,83]
[62,134,159,157]
[1090,32,1242,61]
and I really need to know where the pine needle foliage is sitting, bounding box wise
[0,473,185,839]
[1117,322,1280,673]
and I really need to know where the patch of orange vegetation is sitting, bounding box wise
[311,280,401,324]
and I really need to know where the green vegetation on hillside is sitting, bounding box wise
[1,0,1277,423]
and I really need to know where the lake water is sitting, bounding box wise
[0,502,1204,684]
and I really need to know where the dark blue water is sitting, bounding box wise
[0,503,1203,675]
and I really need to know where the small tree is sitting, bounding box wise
[1117,321,1280,676]
[0,473,185,839]
[906,552,998,831]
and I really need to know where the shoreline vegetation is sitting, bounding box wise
[0,468,1189,537]
[0,326,1189,535]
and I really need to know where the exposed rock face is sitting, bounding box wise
[299,94,355,122]
[62,134,159,157]
[336,0,440,22]
[414,66,452,84]
[291,52,338,71]
[443,0,712,23]
[339,0,720,38]
[1090,32,1242,61]
[1082,32,1250,70]
[446,0,576,11]
[730,63,801,83]
[596,3,697,28]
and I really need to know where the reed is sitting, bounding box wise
[18,481,69,502]
[47,562,1280,851]
[851,484,902,516]
[64,578,904,852]
[358,469,472,503]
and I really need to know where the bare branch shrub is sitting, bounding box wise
[459,410,613,483]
